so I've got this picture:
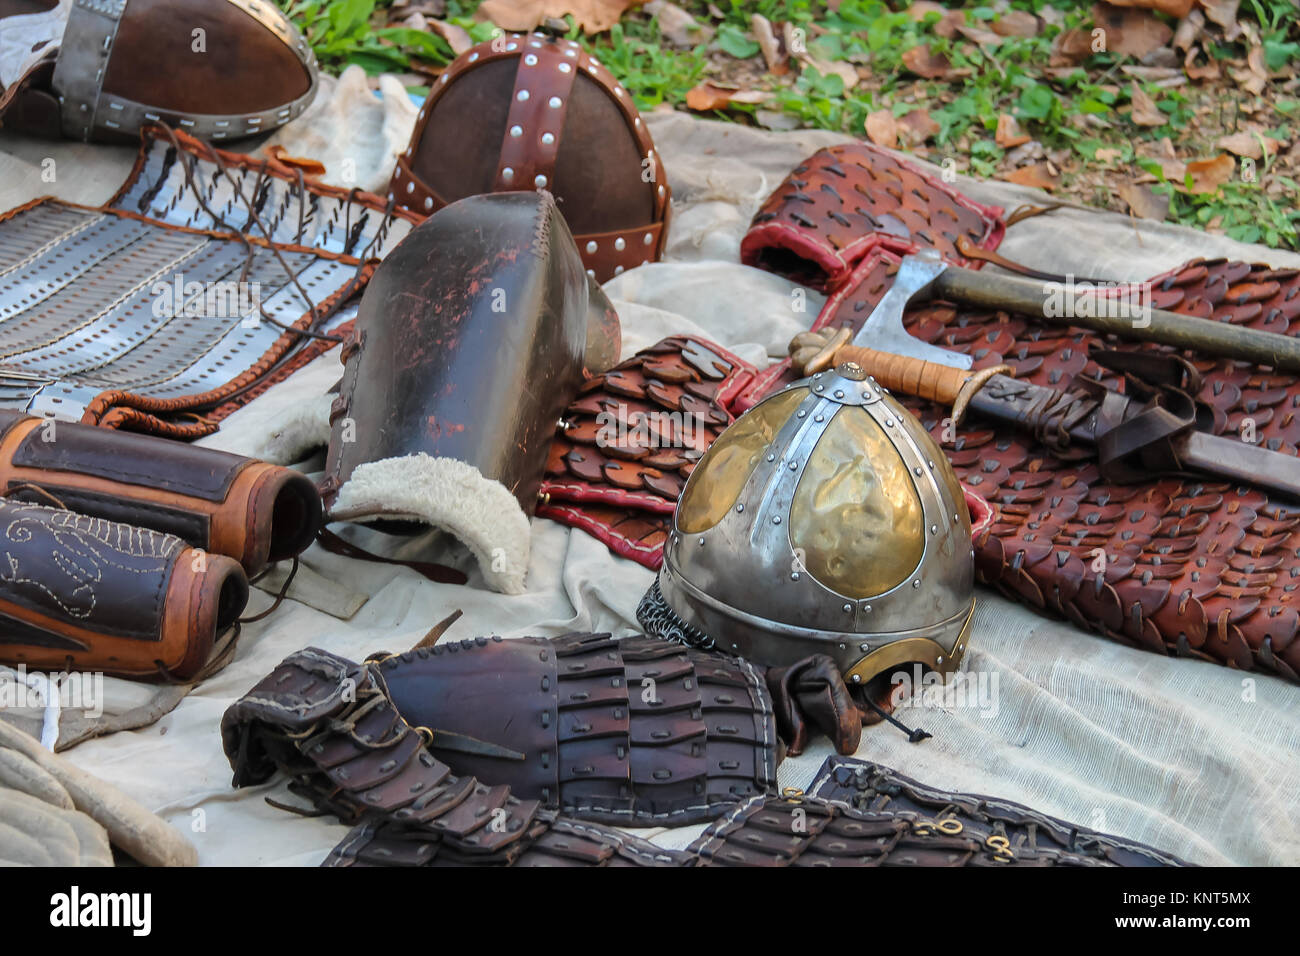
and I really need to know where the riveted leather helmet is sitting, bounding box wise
[639,362,975,701]
[389,31,670,283]
[0,0,318,143]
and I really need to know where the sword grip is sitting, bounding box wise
[833,345,971,405]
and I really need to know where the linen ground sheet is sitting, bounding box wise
[1,72,1296,866]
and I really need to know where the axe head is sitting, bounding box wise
[854,252,973,370]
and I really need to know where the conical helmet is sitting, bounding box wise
[639,361,975,700]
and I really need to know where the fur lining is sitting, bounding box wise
[328,454,530,594]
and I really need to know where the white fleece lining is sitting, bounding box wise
[327,453,531,594]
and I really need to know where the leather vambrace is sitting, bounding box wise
[0,500,247,680]
[0,410,321,576]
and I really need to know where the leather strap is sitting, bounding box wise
[493,39,577,193]
[315,527,468,586]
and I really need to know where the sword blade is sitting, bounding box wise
[1178,431,1300,502]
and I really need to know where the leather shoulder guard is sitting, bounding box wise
[740,141,1005,293]
[373,632,778,825]
[0,410,320,575]
[0,500,247,679]
[538,335,756,568]
[322,190,619,594]
[223,636,861,827]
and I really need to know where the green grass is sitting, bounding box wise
[279,0,1299,250]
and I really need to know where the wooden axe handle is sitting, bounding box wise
[834,344,973,406]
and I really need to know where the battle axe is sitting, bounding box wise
[817,252,1300,374]
[790,261,1300,500]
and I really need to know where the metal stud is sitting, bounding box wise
[468,52,479,62]
[885,419,894,427]
[698,537,705,546]
[643,232,653,245]
[772,516,782,524]
[766,454,775,462]
[541,132,555,145]
[423,197,433,211]
[614,237,625,251]
[736,504,744,513]
[586,241,598,254]
[524,54,538,66]
[791,572,800,581]
[912,579,921,588]
[535,174,547,188]
[834,389,844,398]
[860,643,870,652]
[509,125,523,137]
[548,96,562,108]
[587,269,596,279]
[931,524,938,534]
[517,90,530,102]
[814,414,824,422]
[559,62,572,73]
[914,467,922,476]
[864,605,872,613]
[406,181,414,194]
[614,265,624,275]
[843,604,852,613]
[796,410,806,418]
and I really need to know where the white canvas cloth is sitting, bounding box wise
[1,85,1297,866]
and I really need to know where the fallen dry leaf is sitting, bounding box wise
[428,19,473,55]
[1001,163,1059,191]
[865,109,899,148]
[1183,43,1221,80]
[993,11,1040,37]
[751,13,788,75]
[1230,40,1269,95]
[906,0,947,20]
[898,108,940,146]
[477,0,643,34]
[1199,0,1242,38]
[901,45,953,79]
[995,113,1031,148]
[1051,28,1097,66]
[1117,181,1170,219]
[1092,3,1175,59]
[1103,0,1194,16]
[955,22,1003,48]
[1172,8,1203,51]
[1186,153,1235,193]
[684,82,767,111]
[1216,130,1278,159]
[803,56,859,90]
[645,1,710,48]
[1129,83,1167,126]
[1095,147,1124,162]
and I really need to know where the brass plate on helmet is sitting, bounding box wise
[677,387,806,534]
[790,405,922,598]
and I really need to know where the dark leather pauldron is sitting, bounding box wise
[222,635,859,829]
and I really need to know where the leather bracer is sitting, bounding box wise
[0,500,247,679]
[0,410,321,575]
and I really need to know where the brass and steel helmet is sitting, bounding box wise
[389,31,670,283]
[638,361,975,699]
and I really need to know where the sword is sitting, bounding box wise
[789,330,1300,501]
